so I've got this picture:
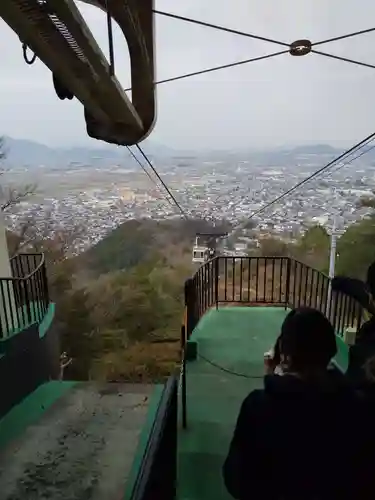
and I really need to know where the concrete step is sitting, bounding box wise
[0,382,156,500]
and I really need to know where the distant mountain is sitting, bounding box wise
[284,144,340,155]
[2,136,373,169]
[0,136,174,168]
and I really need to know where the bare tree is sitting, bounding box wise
[0,137,5,162]
[8,205,86,260]
[0,136,36,212]
[0,137,87,263]
[358,191,375,210]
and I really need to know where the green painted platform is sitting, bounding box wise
[0,305,351,500]
[177,306,349,500]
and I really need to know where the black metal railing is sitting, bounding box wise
[185,256,363,338]
[0,253,49,337]
[130,373,178,500]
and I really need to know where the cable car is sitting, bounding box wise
[192,233,227,264]
[192,236,209,264]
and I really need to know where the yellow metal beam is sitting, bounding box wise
[0,0,156,145]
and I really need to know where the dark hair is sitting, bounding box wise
[366,261,375,297]
[279,307,337,372]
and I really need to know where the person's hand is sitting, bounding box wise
[264,351,276,375]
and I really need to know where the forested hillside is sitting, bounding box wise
[21,217,229,381]
[83,218,230,275]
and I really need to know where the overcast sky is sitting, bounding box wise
[1,0,375,150]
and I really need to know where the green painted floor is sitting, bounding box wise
[177,306,350,500]
[178,306,288,500]
[0,304,350,500]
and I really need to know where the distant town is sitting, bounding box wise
[2,137,375,254]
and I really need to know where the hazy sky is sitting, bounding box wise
[1,0,375,150]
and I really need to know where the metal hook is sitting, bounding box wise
[22,43,37,65]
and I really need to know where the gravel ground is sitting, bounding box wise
[0,383,154,500]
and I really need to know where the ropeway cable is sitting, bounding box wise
[134,144,188,219]
[126,11,375,224]
[223,135,375,232]
[125,50,289,91]
[231,132,375,232]
[328,141,375,177]
[125,145,175,208]
[154,10,375,50]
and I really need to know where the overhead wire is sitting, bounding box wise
[126,11,375,227]
[232,132,375,230]
[263,140,375,222]
[216,136,375,227]
[153,9,289,47]
[310,50,375,70]
[124,49,288,91]
[122,11,375,95]
[312,27,375,47]
[322,141,375,232]
[122,16,375,94]
[124,48,375,94]
[154,10,375,50]
[328,141,375,176]
[126,145,156,185]
[135,144,188,219]
[125,146,174,208]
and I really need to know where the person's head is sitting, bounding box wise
[278,307,337,375]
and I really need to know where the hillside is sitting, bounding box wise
[28,204,375,383]
[83,217,231,275]
[48,217,233,381]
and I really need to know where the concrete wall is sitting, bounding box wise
[0,322,60,419]
[0,214,18,334]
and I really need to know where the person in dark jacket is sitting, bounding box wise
[346,261,375,387]
[223,307,371,500]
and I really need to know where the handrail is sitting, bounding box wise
[8,253,45,281]
[185,256,363,339]
[129,373,178,500]
[0,253,49,338]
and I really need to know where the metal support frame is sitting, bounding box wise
[0,0,156,145]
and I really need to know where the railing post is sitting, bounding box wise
[184,278,194,338]
[180,325,187,429]
[41,261,49,307]
[215,258,219,310]
[331,292,339,331]
[170,377,178,500]
[23,279,32,324]
[285,258,291,310]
